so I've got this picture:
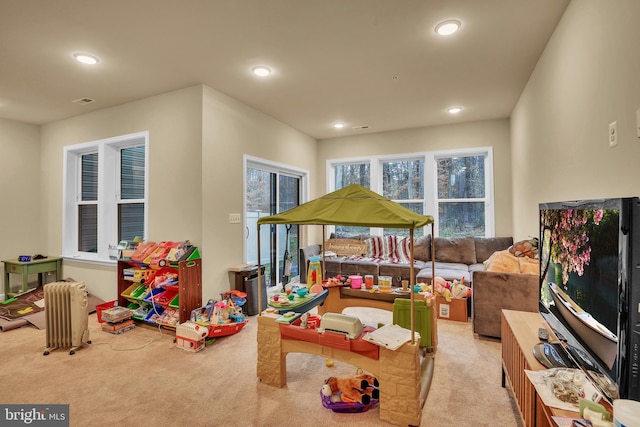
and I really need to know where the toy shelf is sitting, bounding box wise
[117,257,202,325]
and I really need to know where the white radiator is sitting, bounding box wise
[43,281,90,355]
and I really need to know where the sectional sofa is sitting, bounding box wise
[300,234,540,338]
[300,234,514,286]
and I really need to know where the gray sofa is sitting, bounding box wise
[300,235,514,286]
[300,234,540,339]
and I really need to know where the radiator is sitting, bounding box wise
[43,281,90,355]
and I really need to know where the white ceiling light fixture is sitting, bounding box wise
[73,53,100,65]
[332,122,345,129]
[435,20,461,36]
[447,106,462,114]
[252,66,271,77]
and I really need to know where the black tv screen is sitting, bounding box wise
[539,197,640,402]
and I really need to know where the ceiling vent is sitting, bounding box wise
[72,97,95,104]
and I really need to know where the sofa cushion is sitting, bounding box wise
[416,266,471,284]
[434,236,476,264]
[474,237,514,263]
[468,263,485,273]
[413,235,431,262]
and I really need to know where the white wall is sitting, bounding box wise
[317,119,514,238]
[511,0,640,238]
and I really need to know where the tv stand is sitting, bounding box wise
[501,310,580,427]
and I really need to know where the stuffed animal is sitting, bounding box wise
[432,276,449,295]
[509,237,539,258]
[450,280,471,299]
[322,373,380,405]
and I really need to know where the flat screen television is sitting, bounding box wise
[539,197,640,403]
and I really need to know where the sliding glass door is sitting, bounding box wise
[245,161,303,288]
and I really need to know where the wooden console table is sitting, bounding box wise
[3,257,62,298]
[501,309,579,427]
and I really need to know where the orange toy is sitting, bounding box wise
[321,373,379,405]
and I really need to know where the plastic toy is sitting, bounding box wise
[321,372,380,405]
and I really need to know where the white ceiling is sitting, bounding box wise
[0,0,570,140]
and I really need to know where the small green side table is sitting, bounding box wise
[2,257,63,298]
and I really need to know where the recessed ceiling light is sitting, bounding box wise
[447,107,462,114]
[73,53,100,65]
[333,122,345,129]
[435,20,461,36]
[252,66,271,77]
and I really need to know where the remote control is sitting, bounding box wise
[538,327,549,341]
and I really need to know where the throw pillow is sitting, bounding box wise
[364,236,397,260]
[324,239,367,257]
[395,237,412,264]
[434,236,476,265]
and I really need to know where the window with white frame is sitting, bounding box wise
[327,148,493,237]
[63,132,148,263]
[381,158,425,237]
[435,153,490,237]
[332,161,370,236]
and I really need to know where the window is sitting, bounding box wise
[327,148,493,237]
[244,156,307,288]
[435,154,489,237]
[382,159,425,237]
[63,132,148,263]
[332,161,370,236]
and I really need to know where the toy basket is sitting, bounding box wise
[320,390,379,413]
[95,300,117,324]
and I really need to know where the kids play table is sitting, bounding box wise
[2,257,62,298]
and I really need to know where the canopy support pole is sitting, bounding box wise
[257,223,262,317]
[321,225,326,282]
[410,228,415,344]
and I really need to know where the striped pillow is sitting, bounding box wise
[364,236,397,260]
[395,237,412,264]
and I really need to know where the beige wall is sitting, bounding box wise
[317,119,514,238]
[21,84,318,302]
[511,0,640,239]
[0,119,42,293]
[200,86,317,297]
[39,86,203,301]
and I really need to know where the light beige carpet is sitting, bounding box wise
[0,307,521,427]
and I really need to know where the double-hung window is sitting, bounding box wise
[63,132,148,263]
[435,152,492,237]
[327,147,493,237]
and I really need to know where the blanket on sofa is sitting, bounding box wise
[483,250,539,275]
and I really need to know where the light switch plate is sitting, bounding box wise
[229,213,241,224]
[609,121,618,148]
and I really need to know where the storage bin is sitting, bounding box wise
[95,300,117,324]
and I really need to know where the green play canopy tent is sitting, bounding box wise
[255,184,435,344]
[257,184,434,228]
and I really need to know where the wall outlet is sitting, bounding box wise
[229,213,241,224]
[609,121,618,148]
